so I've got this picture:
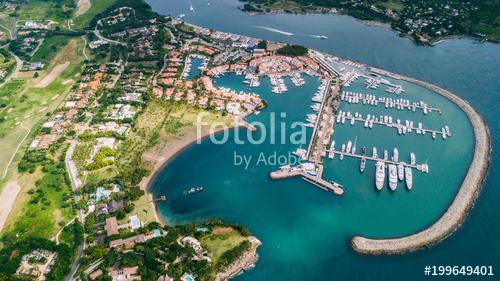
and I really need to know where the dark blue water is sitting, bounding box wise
[146,0,500,280]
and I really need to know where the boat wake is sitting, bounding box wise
[255,26,294,36]
[310,34,328,39]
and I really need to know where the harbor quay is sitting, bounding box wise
[270,164,344,195]
[269,62,345,194]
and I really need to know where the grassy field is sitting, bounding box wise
[31,35,72,65]
[72,0,117,30]
[2,154,74,241]
[0,38,85,237]
[0,80,24,109]
[201,227,246,263]
[17,0,73,22]
[376,0,403,12]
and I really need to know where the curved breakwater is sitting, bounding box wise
[351,68,491,254]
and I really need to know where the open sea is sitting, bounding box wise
[146,0,500,280]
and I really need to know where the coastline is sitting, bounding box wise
[215,236,262,281]
[351,67,491,254]
[240,4,492,46]
[138,120,250,225]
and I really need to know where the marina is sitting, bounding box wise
[147,1,496,279]
[182,54,208,80]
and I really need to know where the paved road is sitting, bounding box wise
[93,27,127,46]
[0,50,23,90]
[64,141,86,281]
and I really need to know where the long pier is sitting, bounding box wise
[330,150,428,172]
[341,91,442,114]
[271,72,345,195]
[305,79,332,160]
[335,113,450,138]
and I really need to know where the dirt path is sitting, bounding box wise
[0,181,21,232]
[75,0,91,17]
[34,61,70,88]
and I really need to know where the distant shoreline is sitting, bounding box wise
[240,3,494,46]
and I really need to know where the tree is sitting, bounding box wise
[257,40,267,49]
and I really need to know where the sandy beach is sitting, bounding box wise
[139,122,246,225]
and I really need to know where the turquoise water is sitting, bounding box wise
[146,0,500,280]
[186,57,203,80]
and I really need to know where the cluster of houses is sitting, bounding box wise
[250,55,302,75]
[89,266,142,281]
[191,25,260,50]
[30,63,123,150]
[98,7,134,27]
[154,56,263,117]
[15,249,57,280]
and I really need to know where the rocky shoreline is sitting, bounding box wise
[215,237,262,281]
[351,67,491,255]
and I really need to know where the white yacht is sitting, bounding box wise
[405,167,413,190]
[388,164,398,190]
[410,153,416,165]
[392,148,399,162]
[360,157,366,173]
[346,141,352,154]
[398,164,404,181]
[375,161,385,190]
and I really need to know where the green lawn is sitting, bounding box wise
[0,80,24,109]
[17,0,72,22]
[376,0,403,12]
[73,0,117,30]
[201,228,246,263]
[3,155,74,241]
[31,35,72,65]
